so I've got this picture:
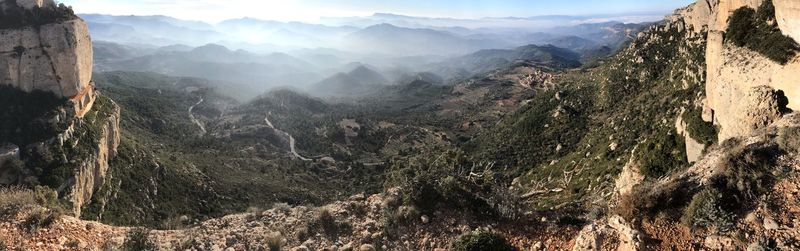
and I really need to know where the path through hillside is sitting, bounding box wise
[265,113,312,161]
[189,97,207,135]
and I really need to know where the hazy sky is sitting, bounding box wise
[59,0,695,23]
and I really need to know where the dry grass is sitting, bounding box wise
[0,186,37,217]
[265,231,285,251]
[21,207,61,233]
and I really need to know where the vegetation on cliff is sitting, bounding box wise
[0,3,78,29]
[726,0,799,64]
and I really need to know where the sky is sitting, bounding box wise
[58,0,695,23]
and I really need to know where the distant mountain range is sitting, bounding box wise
[309,65,389,97]
[431,44,582,77]
[80,13,653,56]
[96,43,324,100]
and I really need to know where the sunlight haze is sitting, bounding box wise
[59,0,695,23]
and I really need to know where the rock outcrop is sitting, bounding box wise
[66,102,121,216]
[0,0,94,117]
[572,215,644,251]
[775,0,800,42]
[675,111,707,163]
[673,0,799,141]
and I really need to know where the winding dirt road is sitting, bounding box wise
[189,97,207,135]
[265,114,312,161]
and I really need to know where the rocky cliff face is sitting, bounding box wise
[775,0,800,41]
[674,0,800,141]
[0,0,117,216]
[0,0,94,117]
[66,101,121,216]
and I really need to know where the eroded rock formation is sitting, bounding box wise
[0,0,94,117]
[67,103,121,216]
[673,0,799,141]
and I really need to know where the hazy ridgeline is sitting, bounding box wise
[87,13,650,100]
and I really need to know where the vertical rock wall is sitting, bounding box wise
[675,0,799,141]
[68,103,121,216]
[0,0,94,117]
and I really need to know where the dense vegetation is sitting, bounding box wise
[471,23,705,209]
[726,0,799,64]
[682,105,717,146]
[0,84,122,214]
[450,230,516,251]
[0,3,78,29]
[0,85,69,147]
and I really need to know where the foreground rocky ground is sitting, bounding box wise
[2,116,799,250]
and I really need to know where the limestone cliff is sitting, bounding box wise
[0,0,117,216]
[64,99,121,216]
[673,0,800,141]
[0,0,94,117]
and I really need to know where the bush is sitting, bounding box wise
[21,207,60,233]
[615,181,689,222]
[683,106,717,146]
[681,188,735,233]
[639,130,688,178]
[778,127,800,153]
[0,187,37,217]
[272,202,291,213]
[450,230,516,251]
[308,208,350,239]
[265,232,284,251]
[0,3,78,29]
[726,0,799,64]
[122,228,156,251]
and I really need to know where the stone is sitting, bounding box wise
[291,246,310,251]
[764,217,781,230]
[421,215,430,224]
[745,212,761,225]
[359,244,376,251]
[341,242,354,251]
[532,241,545,250]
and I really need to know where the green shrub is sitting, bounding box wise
[682,106,717,146]
[450,230,516,251]
[0,187,36,217]
[726,0,799,64]
[681,188,735,232]
[272,202,291,213]
[778,127,800,153]
[615,181,690,222]
[122,228,156,251]
[639,129,688,178]
[309,208,350,239]
[21,207,60,233]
